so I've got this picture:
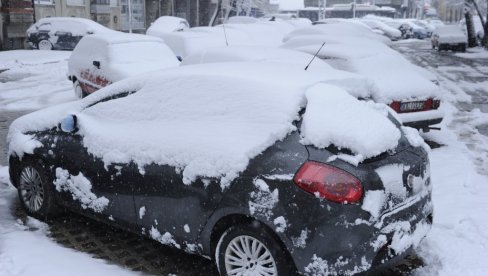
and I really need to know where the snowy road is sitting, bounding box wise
[1,43,488,275]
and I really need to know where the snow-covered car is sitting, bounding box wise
[67,33,180,98]
[432,25,467,52]
[146,16,190,37]
[7,62,433,276]
[282,35,444,131]
[360,19,402,41]
[181,46,377,97]
[26,17,112,51]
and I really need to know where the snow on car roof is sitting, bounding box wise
[35,17,111,33]
[8,62,401,188]
[283,22,390,44]
[82,32,164,45]
[146,16,189,36]
[181,46,376,99]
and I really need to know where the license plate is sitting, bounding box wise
[400,101,425,112]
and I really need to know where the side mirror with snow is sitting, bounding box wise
[93,60,101,69]
[59,115,78,133]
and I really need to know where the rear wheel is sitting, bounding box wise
[17,159,58,220]
[215,224,294,276]
[37,39,53,50]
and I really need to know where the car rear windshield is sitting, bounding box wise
[108,42,174,64]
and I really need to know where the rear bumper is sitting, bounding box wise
[289,190,433,275]
[398,109,444,129]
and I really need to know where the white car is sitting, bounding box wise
[432,25,467,52]
[181,46,376,98]
[68,33,180,98]
[26,17,112,50]
[282,35,443,131]
[146,16,190,37]
[360,19,402,41]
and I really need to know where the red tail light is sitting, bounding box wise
[293,161,363,204]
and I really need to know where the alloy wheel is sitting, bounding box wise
[224,235,278,276]
[19,166,44,212]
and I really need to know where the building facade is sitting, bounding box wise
[1,0,35,50]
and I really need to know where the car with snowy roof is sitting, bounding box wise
[26,17,112,51]
[282,29,443,131]
[431,25,467,52]
[146,16,190,37]
[67,33,180,98]
[8,62,433,276]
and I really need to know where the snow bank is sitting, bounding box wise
[0,166,137,276]
[0,50,75,111]
[300,84,401,162]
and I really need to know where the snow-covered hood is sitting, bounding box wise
[8,62,404,188]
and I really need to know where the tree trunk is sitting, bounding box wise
[465,9,478,47]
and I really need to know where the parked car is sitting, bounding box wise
[282,32,443,131]
[360,19,402,41]
[431,25,467,52]
[26,17,112,51]
[8,62,433,276]
[146,16,190,37]
[68,33,180,98]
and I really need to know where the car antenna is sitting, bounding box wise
[305,42,326,71]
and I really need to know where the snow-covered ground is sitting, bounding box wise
[1,44,488,275]
[0,50,76,111]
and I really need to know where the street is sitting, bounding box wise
[1,40,488,275]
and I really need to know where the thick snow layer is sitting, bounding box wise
[181,46,377,99]
[0,51,75,111]
[9,62,398,187]
[300,84,401,161]
[283,37,440,102]
[160,21,296,57]
[434,25,467,44]
[53,168,109,213]
[146,16,189,37]
[68,33,180,82]
[282,22,390,44]
[0,166,138,276]
[26,17,112,37]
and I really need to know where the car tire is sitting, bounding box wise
[37,39,53,51]
[73,80,87,99]
[215,223,295,276]
[17,159,59,220]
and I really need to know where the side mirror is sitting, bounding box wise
[176,56,183,62]
[93,60,101,69]
[59,115,78,133]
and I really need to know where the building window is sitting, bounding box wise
[35,0,54,5]
[120,0,145,30]
[67,0,85,6]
